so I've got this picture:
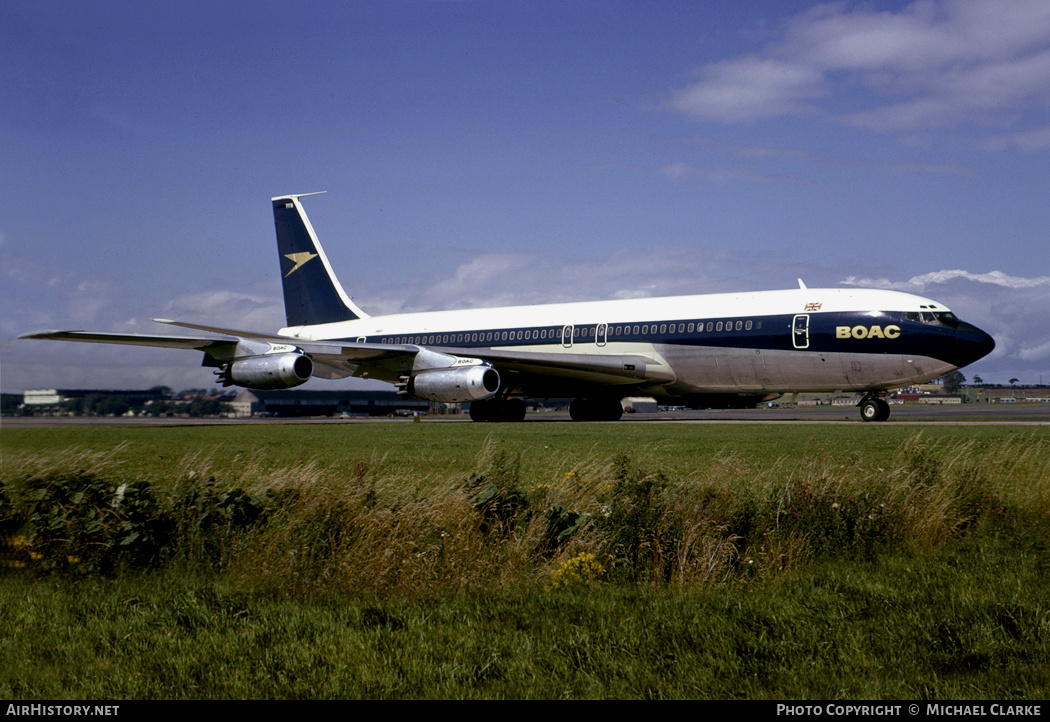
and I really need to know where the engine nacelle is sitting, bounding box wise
[410,366,500,403]
[223,353,313,390]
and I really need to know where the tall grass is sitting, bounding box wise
[4,432,1048,594]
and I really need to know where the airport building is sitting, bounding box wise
[229,389,431,418]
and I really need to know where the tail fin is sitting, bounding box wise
[271,193,368,327]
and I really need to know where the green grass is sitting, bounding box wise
[3,555,1048,699]
[1,422,1049,699]
[1,421,1040,483]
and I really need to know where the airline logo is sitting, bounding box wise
[836,325,901,340]
[283,252,318,277]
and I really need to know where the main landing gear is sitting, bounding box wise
[469,397,526,423]
[858,392,891,422]
[569,398,624,422]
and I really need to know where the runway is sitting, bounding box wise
[4,403,1049,427]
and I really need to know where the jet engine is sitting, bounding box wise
[409,366,500,403]
[219,352,314,390]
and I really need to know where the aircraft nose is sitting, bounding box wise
[951,321,995,369]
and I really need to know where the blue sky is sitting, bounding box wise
[3,0,1049,392]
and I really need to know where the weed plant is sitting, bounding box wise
[1,428,1048,698]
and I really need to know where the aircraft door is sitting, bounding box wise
[562,325,574,348]
[596,323,608,347]
[792,315,810,349]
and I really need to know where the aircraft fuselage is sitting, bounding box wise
[281,286,994,402]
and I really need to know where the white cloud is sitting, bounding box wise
[163,289,283,331]
[666,56,826,123]
[842,269,1050,291]
[664,0,1050,137]
[978,123,1050,152]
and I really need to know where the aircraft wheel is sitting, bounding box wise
[470,398,526,422]
[569,398,623,421]
[598,398,623,421]
[569,398,591,421]
[469,399,492,422]
[875,398,891,421]
[501,398,527,423]
[860,398,891,422]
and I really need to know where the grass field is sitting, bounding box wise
[2,421,1049,699]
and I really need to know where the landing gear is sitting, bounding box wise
[569,397,624,422]
[469,397,526,423]
[858,393,891,422]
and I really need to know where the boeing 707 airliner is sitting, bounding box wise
[21,193,995,422]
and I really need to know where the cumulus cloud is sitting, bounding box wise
[664,0,1050,138]
[163,289,283,331]
[365,246,745,316]
[842,269,1050,291]
[666,56,826,123]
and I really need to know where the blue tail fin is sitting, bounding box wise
[271,193,368,327]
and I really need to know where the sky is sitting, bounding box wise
[2,0,1049,393]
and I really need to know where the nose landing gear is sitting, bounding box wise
[858,392,891,422]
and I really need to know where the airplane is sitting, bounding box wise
[20,192,995,422]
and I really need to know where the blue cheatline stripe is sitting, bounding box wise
[335,311,958,361]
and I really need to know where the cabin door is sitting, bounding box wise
[792,315,810,349]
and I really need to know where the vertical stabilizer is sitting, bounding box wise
[271,193,368,326]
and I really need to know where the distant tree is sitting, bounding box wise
[941,371,965,394]
[1,394,23,416]
[93,396,130,417]
[186,398,229,417]
[972,375,983,385]
[1009,378,1019,386]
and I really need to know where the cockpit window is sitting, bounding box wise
[905,310,959,326]
[934,311,959,327]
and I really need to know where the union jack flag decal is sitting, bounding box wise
[804,302,822,311]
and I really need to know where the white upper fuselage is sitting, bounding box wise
[281,287,941,341]
[277,286,973,396]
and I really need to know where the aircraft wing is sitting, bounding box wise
[21,320,675,392]
[152,319,674,388]
[17,329,238,352]
[150,319,421,380]
[19,322,420,382]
